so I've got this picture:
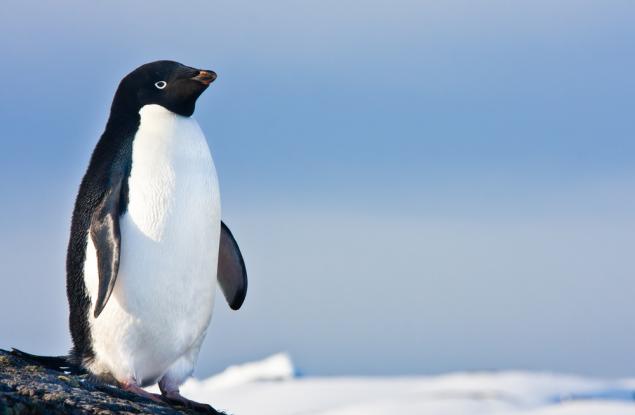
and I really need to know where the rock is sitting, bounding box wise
[0,350,225,415]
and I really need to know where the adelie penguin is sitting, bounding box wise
[12,61,247,413]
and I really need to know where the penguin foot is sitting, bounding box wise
[161,390,219,414]
[121,381,164,404]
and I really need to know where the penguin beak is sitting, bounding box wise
[192,70,217,85]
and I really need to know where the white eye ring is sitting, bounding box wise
[155,81,167,90]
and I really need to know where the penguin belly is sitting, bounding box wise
[83,104,220,386]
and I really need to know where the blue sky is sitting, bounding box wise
[1,0,634,377]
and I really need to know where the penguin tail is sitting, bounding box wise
[4,348,85,375]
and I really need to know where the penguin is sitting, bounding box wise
[62,60,248,412]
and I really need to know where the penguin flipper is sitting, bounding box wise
[90,178,124,318]
[217,221,248,310]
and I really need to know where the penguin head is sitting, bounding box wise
[113,60,216,117]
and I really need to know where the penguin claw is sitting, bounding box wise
[161,391,220,414]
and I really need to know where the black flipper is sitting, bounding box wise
[90,177,124,318]
[217,221,248,310]
[5,348,85,375]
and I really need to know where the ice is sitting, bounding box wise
[169,354,635,415]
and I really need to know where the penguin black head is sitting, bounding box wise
[111,60,216,117]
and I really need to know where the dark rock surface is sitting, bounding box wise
[0,350,224,415]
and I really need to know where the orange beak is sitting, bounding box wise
[192,70,217,85]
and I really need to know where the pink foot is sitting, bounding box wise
[121,381,164,404]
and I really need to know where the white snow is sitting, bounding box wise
[159,354,635,415]
[184,353,294,391]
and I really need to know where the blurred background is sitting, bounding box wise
[0,0,633,378]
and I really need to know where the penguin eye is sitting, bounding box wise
[154,81,167,90]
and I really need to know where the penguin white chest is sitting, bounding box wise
[84,104,220,385]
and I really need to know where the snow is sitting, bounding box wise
[183,353,294,391]
[164,354,635,415]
